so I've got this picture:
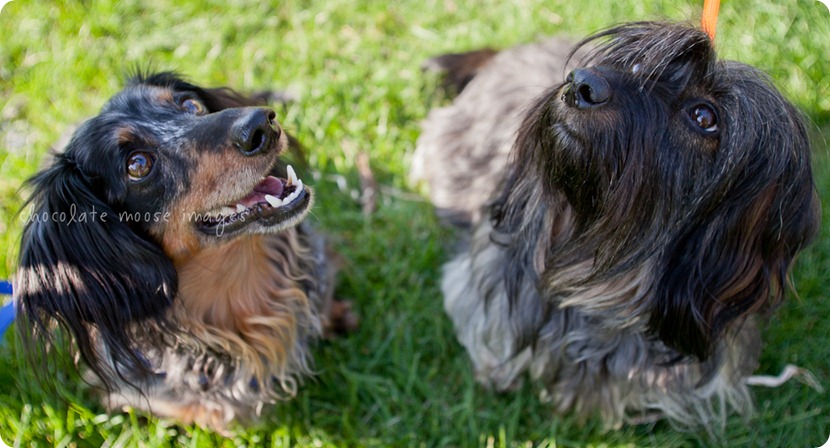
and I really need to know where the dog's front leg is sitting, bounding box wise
[442,221,541,391]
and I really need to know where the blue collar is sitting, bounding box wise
[1,281,15,338]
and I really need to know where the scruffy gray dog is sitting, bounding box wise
[412,22,819,429]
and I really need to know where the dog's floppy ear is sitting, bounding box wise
[650,103,820,361]
[16,152,177,384]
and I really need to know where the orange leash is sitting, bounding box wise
[701,0,720,41]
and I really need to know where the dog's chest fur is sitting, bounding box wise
[96,224,329,430]
[443,218,760,428]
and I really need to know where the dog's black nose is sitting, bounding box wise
[233,107,280,156]
[564,69,612,109]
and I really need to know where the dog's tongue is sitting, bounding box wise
[239,176,284,208]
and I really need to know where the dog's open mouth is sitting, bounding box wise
[195,165,311,235]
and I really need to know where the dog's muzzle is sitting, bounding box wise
[562,68,612,109]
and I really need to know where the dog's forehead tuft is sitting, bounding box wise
[579,22,716,86]
[128,71,195,91]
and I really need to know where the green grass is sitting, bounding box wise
[1,0,828,446]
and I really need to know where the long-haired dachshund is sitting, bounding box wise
[16,72,354,433]
[412,22,820,430]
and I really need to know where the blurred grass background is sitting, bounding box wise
[0,0,828,446]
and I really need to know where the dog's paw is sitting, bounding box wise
[323,299,359,338]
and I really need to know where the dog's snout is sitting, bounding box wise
[564,69,612,109]
[233,107,280,156]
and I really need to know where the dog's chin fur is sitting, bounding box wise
[413,22,819,430]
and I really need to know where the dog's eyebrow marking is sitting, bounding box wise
[116,124,163,150]
[116,126,137,146]
[154,88,175,104]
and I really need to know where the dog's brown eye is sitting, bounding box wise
[689,104,718,133]
[127,152,154,180]
[181,98,206,115]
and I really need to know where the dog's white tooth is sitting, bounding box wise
[295,179,303,192]
[236,203,248,213]
[284,190,299,205]
[286,165,297,186]
[264,194,281,207]
[221,206,236,216]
